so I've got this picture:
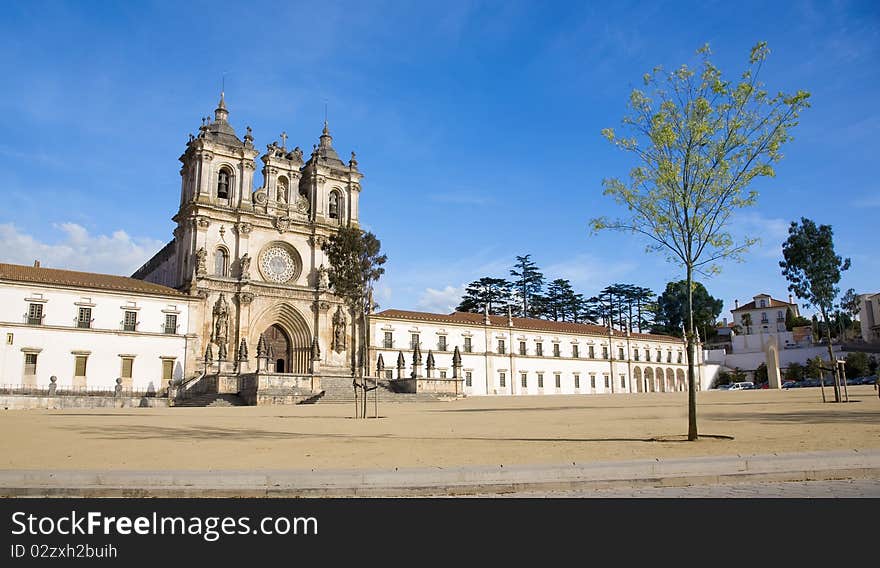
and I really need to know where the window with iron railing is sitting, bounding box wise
[27,303,43,325]
[123,311,138,332]
[164,314,178,335]
[602,346,609,359]
[464,337,472,353]
[572,345,579,358]
[438,336,447,351]
[383,332,393,349]
[536,343,543,356]
[537,373,544,388]
[77,307,92,329]
[497,340,506,355]
[410,334,420,350]
[519,341,527,356]
[553,344,560,358]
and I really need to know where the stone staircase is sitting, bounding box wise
[316,375,458,404]
[173,393,246,407]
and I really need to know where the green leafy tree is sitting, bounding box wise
[805,356,823,379]
[591,43,809,440]
[754,362,768,385]
[844,352,869,379]
[840,288,861,340]
[741,313,753,335]
[510,255,545,318]
[322,226,387,417]
[457,277,513,315]
[779,217,851,402]
[786,362,805,381]
[652,280,723,339]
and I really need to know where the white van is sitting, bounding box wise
[728,381,755,391]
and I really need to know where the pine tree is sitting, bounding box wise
[510,255,545,318]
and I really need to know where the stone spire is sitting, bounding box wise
[237,338,248,361]
[376,353,385,374]
[214,91,229,122]
[314,120,344,165]
[412,341,422,367]
[452,345,462,367]
[426,350,435,370]
[396,351,406,379]
[257,333,268,358]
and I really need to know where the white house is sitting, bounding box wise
[369,309,707,396]
[0,262,196,392]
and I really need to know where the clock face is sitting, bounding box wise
[259,245,297,283]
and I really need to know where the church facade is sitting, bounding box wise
[132,94,363,389]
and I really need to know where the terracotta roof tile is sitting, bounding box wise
[373,309,682,343]
[0,263,187,298]
[731,298,795,312]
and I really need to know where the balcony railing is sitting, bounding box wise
[76,319,93,329]
[26,315,44,325]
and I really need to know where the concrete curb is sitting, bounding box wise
[2,449,879,497]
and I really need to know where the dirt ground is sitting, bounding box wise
[2,386,878,471]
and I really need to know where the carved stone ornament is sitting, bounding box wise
[196,289,210,299]
[294,192,309,214]
[195,247,207,276]
[253,190,268,205]
[332,306,346,353]
[239,253,251,279]
[234,222,252,235]
[274,215,290,233]
[197,217,211,229]
[237,291,255,305]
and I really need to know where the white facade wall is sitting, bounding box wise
[859,293,880,343]
[370,315,707,395]
[0,282,194,390]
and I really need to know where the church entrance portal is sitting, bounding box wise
[265,324,291,373]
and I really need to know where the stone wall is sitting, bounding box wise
[0,395,169,410]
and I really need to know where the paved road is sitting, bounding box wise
[479,478,880,498]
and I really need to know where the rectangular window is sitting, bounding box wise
[620,374,626,389]
[27,303,43,325]
[572,345,579,358]
[678,352,683,364]
[574,374,580,389]
[602,346,608,359]
[383,332,393,349]
[162,359,174,383]
[553,343,560,358]
[656,349,661,362]
[555,373,561,388]
[438,336,447,351]
[164,314,178,334]
[590,374,596,389]
[521,373,528,388]
[385,370,393,380]
[604,374,610,389]
[588,345,595,359]
[519,341,527,356]
[667,351,672,363]
[74,355,88,377]
[465,371,472,387]
[464,337,472,353]
[124,311,138,332]
[77,307,92,329]
[499,372,506,387]
[634,349,640,361]
[536,343,543,356]
[121,357,134,378]
[439,370,447,379]
[411,334,420,350]
[618,347,625,360]
[497,340,506,355]
[24,353,37,375]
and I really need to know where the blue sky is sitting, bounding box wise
[0,0,877,322]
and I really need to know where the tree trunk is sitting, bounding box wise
[686,264,698,441]
[821,308,840,403]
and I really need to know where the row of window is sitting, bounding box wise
[25,303,178,334]
[383,332,682,363]
[22,352,175,383]
[496,372,626,390]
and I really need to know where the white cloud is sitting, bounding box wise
[730,212,790,258]
[416,285,465,314]
[0,222,166,276]
[542,254,638,291]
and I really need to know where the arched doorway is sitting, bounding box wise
[264,324,291,373]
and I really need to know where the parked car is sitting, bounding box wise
[782,381,798,389]
[728,381,755,391]
[715,384,731,390]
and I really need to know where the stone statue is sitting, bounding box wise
[276,182,287,203]
[332,306,346,353]
[212,293,229,348]
[292,146,303,161]
[195,247,207,276]
[317,264,329,290]
[239,253,251,279]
